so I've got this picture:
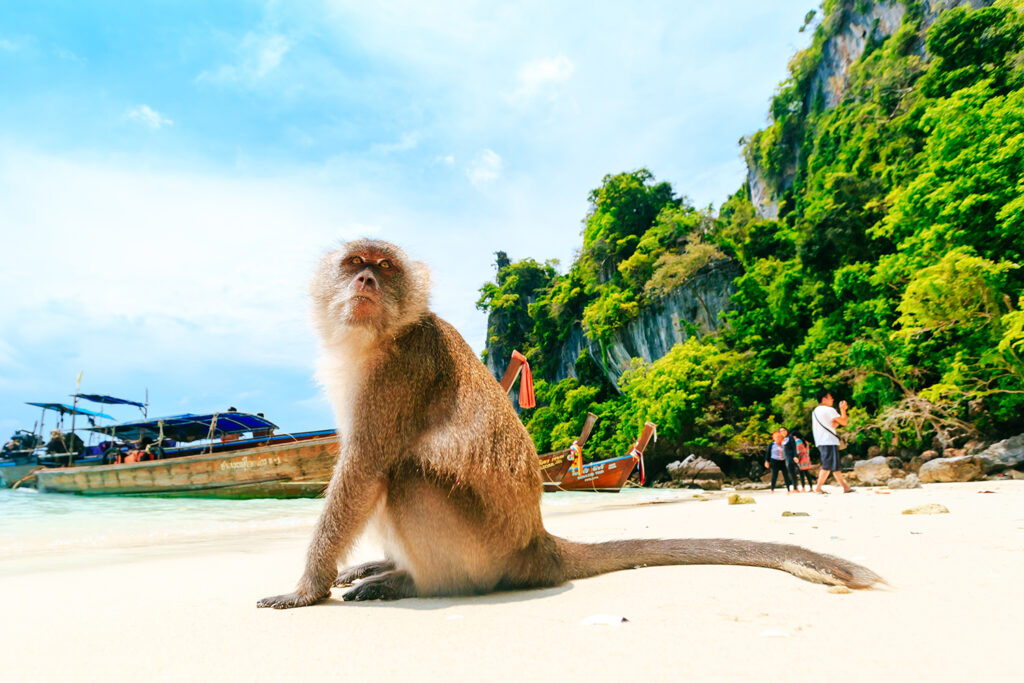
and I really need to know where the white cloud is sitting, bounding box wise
[255,34,290,76]
[467,148,503,186]
[512,54,575,100]
[197,32,291,86]
[371,132,419,155]
[0,38,20,51]
[126,104,173,129]
[0,147,371,375]
[436,154,455,165]
[52,45,85,62]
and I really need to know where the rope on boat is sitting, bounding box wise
[11,467,42,490]
[206,414,219,454]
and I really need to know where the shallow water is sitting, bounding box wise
[0,487,693,574]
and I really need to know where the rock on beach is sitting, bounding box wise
[667,454,723,490]
[853,456,892,485]
[902,503,950,515]
[976,434,1024,473]
[727,493,755,505]
[918,455,983,483]
[888,473,922,489]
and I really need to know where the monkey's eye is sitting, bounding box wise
[378,259,392,270]
[348,256,364,266]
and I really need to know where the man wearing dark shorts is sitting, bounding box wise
[811,389,853,493]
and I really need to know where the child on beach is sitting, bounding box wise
[764,430,794,493]
[793,432,816,490]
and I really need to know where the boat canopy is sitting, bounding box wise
[73,393,146,409]
[88,412,279,443]
[26,402,114,420]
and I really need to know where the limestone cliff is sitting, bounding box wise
[749,0,995,219]
[553,260,740,389]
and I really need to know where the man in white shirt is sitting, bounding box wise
[811,389,853,493]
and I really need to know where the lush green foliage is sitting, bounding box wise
[478,1,1024,474]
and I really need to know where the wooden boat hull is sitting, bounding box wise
[538,448,573,483]
[542,454,637,492]
[0,462,41,488]
[34,434,338,499]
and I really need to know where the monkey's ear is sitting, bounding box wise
[402,260,432,318]
[411,261,432,291]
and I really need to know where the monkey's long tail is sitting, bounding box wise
[554,537,883,589]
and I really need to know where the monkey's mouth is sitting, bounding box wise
[348,294,381,315]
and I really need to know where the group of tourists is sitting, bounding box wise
[764,389,853,494]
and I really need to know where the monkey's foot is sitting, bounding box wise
[256,591,330,609]
[334,559,396,587]
[341,570,415,601]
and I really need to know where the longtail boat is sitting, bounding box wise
[30,412,337,499]
[0,430,42,487]
[1,394,138,487]
[498,350,599,484]
[536,413,599,484]
[543,421,657,492]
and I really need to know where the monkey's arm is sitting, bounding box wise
[258,455,384,609]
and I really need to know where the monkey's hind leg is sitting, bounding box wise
[334,559,396,587]
[341,569,416,601]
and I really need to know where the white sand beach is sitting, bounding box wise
[3,481,1021,683]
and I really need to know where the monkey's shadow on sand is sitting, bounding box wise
[320,584,574,611]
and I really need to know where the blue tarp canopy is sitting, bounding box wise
[73,393,146,409]
[88,412,278,443]
[26,402,114,420]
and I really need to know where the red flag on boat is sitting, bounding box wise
[510,350,535,409]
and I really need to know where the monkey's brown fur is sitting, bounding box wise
[257,239,882,609]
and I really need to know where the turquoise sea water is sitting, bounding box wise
[0,487,693,575]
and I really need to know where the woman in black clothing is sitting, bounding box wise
[764,430,793,493]
[779,427,804,492]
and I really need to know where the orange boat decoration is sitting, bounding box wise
[535,412,598,484]
[543,421,657,493]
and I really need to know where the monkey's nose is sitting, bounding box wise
[356,270,378,291]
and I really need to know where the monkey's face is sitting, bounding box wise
[310,239,430,342]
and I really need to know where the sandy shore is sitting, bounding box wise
[3,480,1021,682]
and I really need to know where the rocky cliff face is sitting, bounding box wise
[807,1,908,112]
[552,259,740,389]
[748,0,995,220]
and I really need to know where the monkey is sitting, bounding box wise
[257,239,881,609]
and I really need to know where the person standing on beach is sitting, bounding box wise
[779,427,803,492]
[793,432,816,490]
[812,390,853,494]
[764,430,794,493]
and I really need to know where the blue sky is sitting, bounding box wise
[0,0,814,439]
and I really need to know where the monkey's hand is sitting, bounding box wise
[256,590,330,609]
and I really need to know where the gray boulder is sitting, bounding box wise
[666,454,723,490]
[888,473,922,489]
[976,434,1024,474]
[853,456,892,485]
[918,455,983,483]
[963,440,986,455]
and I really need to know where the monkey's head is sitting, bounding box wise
[310,238,431,344]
